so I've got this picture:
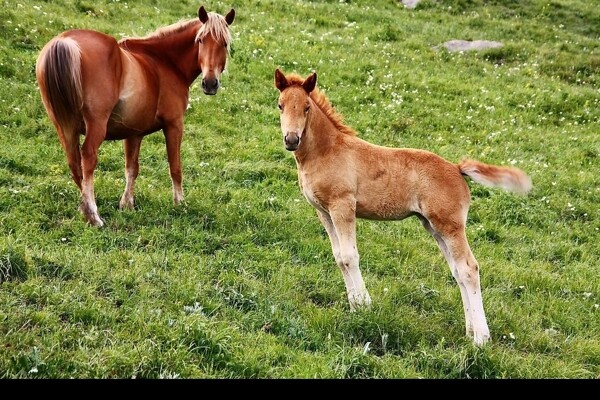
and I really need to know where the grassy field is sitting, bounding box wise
[0,0,599,378]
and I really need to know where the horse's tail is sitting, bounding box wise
[458,159,532,195]
[36,37,83,138]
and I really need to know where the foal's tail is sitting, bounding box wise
[458,159,532,194]
[36,37,83,137]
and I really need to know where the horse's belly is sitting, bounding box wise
[106,98,159,139]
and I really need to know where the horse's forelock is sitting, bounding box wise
[195,12,232,48]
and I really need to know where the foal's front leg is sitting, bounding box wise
[327,200,371,310]
[163,121,185,205]
[120,135,142,210]
[316,209,353,300]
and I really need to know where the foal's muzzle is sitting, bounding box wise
[284,132,300,151]
[201,78,220,95]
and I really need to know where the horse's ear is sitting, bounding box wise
[225,9,235,25]
[302,72,317,94]
[198,6,209,23]
[275,69,288,91]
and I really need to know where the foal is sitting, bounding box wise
[274,69,532,345]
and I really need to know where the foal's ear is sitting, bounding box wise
[198,6,209,23]
[275,68,288,91]
[302,72,317,94]
[225,9,235,25]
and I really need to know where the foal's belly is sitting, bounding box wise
[356,199,415,221]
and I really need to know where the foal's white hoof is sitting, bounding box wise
[472,331,491,346]
[349,294,372,312]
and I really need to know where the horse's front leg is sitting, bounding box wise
[120,135,143,210]
[163,121,184,205]
[327,199,371,310]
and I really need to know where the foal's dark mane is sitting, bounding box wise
[286,74,357,137]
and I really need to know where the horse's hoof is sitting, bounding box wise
[88,217,104,227]
[119,199,134,210]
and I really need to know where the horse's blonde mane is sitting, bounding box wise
[286,74,357,137]
[118,19,198,43]
[118,13,232,49]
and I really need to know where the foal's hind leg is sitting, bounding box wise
[163,121,184,205]
[420,217,473,337]
[439,227,491,345]
[120,135,142,210]
[327,201,371,310]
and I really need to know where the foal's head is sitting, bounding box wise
[274,68,317,151]
[196,6,235,95]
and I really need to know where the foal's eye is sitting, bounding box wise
[304,105,310,113]
[278,104,283,111]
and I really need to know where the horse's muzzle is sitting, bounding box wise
[284,132,300,151]
[202,78,219,95]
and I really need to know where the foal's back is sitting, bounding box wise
[329,135,470,222]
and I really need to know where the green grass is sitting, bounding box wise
[1,0,599,378]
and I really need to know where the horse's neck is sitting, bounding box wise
[294,100,342,164]
[122,28,201,85]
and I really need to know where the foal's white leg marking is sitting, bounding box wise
[446,235,490,345]
[434,234,473,337]
[461,249,490,345]
[420,218,473,335]
[316,210,342,265]
[317,210,358,304]
[328,207,371,310]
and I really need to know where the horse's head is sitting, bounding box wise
[196,6,235,95]
[274,69,317,151]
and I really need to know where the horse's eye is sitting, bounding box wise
[278,104,283,111]
[304,105,310,113]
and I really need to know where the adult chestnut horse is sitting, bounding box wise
[274,69,532,345]
[36,6,235,226]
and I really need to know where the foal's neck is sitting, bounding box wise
[294,97,343,164]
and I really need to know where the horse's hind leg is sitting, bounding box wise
[328,200,371,310]
[53,123,83,191]
[120,135,142,210]
[79,115,108,227]
[163,121,184,205]
[420,217,473,337]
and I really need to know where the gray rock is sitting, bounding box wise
[440,40,503,52]
[402,0,421,9]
